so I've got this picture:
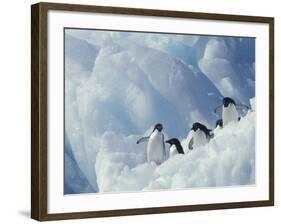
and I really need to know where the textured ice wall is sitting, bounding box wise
[64,30,255,193]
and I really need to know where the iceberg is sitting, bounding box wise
[64,29,255,194]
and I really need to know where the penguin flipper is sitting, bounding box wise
[188,137,194,150]
[236,104,251,117]
[236,104,250,111]
[162,133,167,161]
[214,104,223,115]
[177,145,185,154]
[136,136,149,144]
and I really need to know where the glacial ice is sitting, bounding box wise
[64,30,255,193]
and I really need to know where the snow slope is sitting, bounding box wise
[64,29,255,193]
[95,106,255,192]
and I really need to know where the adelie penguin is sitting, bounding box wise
[188,122,213,150]
[222,97,240,126]
[136,123,165,165]
[214,97,245,127]
[165,138,184,157]
[214,97,252,127]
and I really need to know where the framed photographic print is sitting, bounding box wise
[31,2,274,221]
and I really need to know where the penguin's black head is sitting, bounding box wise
[153,123,163,132]
[191,122,212,137]
[191,122,206,132]
[165,138,180,145]
[223,97,236,107]
[165,138,184,154]
[216,119,223,128]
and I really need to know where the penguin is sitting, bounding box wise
[222,97,239,126]
[165,138,184,157]
[216,119,223,128]
[136,123,165,165]
[188,122,213,150]
[214,97,250,127]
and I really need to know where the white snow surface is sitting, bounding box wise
[96,109,255,192]
[64,30,255,193]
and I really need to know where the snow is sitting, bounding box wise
[64,29,255,194]
[95,109,255,192]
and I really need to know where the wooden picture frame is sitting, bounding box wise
[31,2,274,221]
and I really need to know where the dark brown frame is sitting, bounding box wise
[31,2,274,221]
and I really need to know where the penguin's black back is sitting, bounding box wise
[192,122,212,137]
[168,138,184,154]
[174,139,184,154]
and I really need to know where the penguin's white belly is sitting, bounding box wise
[193,130,208,148]
[223,104,239,126]
[147,131,165,164]
[169,145,178,157]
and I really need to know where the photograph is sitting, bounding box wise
[64,28,256,195]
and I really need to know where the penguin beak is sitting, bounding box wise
[165,140,170,144]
